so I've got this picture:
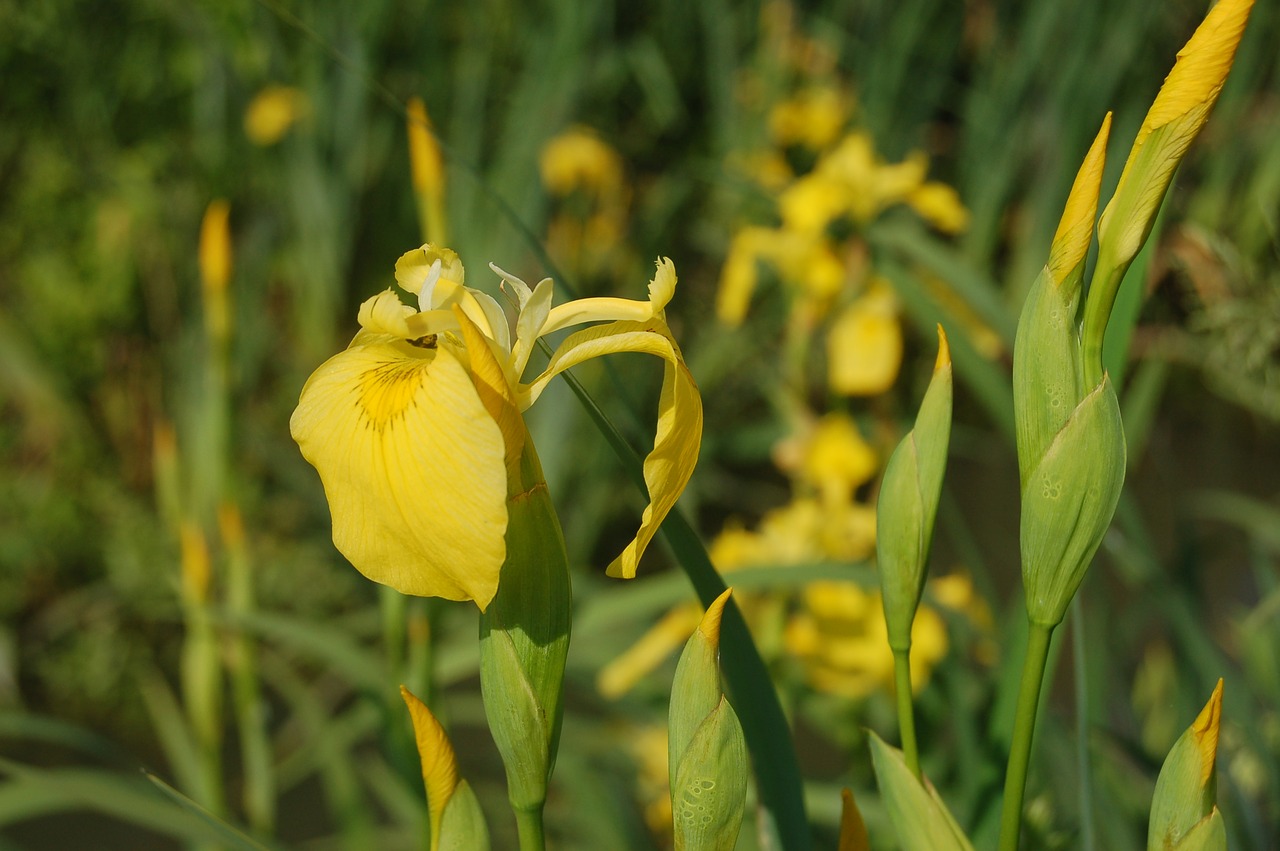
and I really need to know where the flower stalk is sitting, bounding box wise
[876,327,952,778]
[1001,3,1253,846]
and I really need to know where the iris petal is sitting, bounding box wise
[524,317,702,578]
[290,335,509,608]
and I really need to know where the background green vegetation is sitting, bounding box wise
[1,0,1277,848]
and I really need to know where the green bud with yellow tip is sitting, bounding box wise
[877,326,953,652]
[1084,0,1254,387]
[668,589,747,851]
[1148,680,1225,851]
[868,732,974,851]
[1014,116,1127,629]
[401,686,491,851]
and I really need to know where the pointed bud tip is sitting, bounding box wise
[1139,0,1254,145]
[1191,678,1224,787]
[1049,114,1111,287]
[698,588,733,645]
[933,325,951,372]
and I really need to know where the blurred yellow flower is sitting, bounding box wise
[769,86,851,150]
[540,126,625,199]
[800,413,877,505]
[291,245,701,609]
[908,182,970,235]
[784,582,948,699]
[540,126,632,282]
[779,173,850,234]
[628,724,674,837]
[827,280,903,396]
[244,85,309,146]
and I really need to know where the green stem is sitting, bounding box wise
[893,648,920,779]
[998,621,1054,851]
[514,806,546,851]
[1071,598,1095,851]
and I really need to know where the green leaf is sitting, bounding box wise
[867,733,974,851]
[1170,809,1226,851]
[671,698,748,851]
[1013,266,1084,487]
[1020,375,1126,627]
[0,759,274,851]
[440,780,491,851]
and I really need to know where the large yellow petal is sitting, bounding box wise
[522,318,702,579]
[290,335,508,607]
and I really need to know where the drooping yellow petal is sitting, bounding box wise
[523,318,702,579]
[539,257,677,336]
[400,685,458,850]
[1049,113,1111,288]
[290,335,508,608]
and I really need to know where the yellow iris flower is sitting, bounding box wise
[291,244,702,610]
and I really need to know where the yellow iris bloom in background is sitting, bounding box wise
[291,244,701,610]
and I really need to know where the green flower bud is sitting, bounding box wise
[1014,116,1126,628]
[1018,374,1126,627]
[401,686,491,851]
[479,436,571,814]
[877,326,953,651]
[1149,680,1224,851]
[1084,0,1254,387]
[868,732,974,851]
[669,590,747,851]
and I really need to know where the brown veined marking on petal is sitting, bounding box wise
[357,355,434,432]
[408,334,438,349]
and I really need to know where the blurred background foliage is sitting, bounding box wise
[1,0,1278,848]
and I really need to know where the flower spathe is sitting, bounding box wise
[291,244,702,610]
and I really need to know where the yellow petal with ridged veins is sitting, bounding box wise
[290,334,508,608]
[524,317,702,578]
[1049,113,1110,288]
[400,685,458,848]
[1137,0,1253,146]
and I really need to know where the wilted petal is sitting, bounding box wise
[290,335,508,608]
